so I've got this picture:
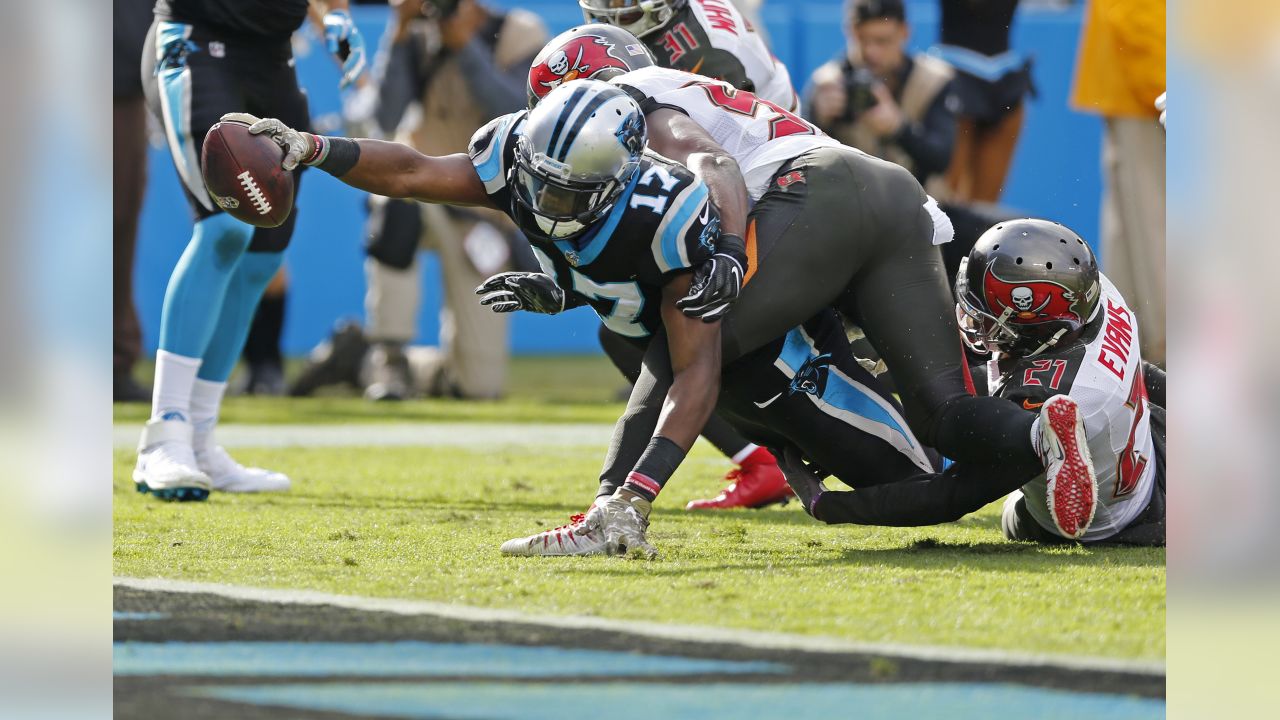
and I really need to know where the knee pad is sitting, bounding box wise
[247,205,299,254]
[196,213,253,270]
[365,198,422,270]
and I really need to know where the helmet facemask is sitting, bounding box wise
[580,1,679,39]
[954,256,1067,358]
[511,134,639,239]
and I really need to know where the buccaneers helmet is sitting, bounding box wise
[528,24,656,107]
[579,0,688,39]
[511,80,646,239]
[955,219,1102,357]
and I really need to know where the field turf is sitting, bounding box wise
[113,355,1165,662]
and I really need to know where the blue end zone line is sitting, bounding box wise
[112,577,1165,677]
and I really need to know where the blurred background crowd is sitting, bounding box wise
[113,0,1166,403]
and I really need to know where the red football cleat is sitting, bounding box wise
[686,450,794,510]
[1040,395,1099,539]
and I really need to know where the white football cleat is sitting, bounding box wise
[196,445,291,493]
[133,418,211,501]
[1039,395,1098,539]
[501,511,607,557]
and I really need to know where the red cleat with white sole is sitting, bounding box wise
[500,512,606,556]
[686,450,793,510]
[1039,395,1099,539]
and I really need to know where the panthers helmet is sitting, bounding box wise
[579,0,687,39]
[511,80,646,239]
[528,24,656,107]
[955,219,1102,358]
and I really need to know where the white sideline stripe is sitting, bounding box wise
[114,576,1165,677]
[113,422,616,449]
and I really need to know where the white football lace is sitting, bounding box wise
[237,170,272,215]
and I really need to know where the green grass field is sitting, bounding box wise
[113,355,1165,661]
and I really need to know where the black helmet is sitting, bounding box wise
[955,219,1102,357]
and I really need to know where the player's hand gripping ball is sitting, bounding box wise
[201,113,297,228]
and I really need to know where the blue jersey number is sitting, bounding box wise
[571,271,647,338]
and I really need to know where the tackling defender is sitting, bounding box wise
[134,0,365,500]
[779,220,1167,545]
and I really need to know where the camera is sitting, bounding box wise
[840,66,881,122]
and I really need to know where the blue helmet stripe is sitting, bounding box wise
[555,90,616,162]
[545,84,588,162]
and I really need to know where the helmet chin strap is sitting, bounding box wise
[1024,327,1068,358]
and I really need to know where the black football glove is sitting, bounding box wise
[676,233,746,322]
[475,272,566,314]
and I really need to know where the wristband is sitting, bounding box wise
[310,136,362,177]
[622,436,688,501]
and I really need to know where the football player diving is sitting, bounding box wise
[529,23,800,510]
[777,220,1167,546]
[243,29,1100,557]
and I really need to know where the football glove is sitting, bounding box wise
[323,9,367,89]
[578,491,657,559]
[775,446,827,517]
[677,233,746,322]
[222,113,316,171]
[475,272,566,314]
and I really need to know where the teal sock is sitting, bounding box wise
[157,214,253,358]
[197,251,285,382]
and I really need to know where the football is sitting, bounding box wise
[200,119,295,228]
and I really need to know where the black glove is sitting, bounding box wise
[475,272,566,314]
[677,233,746,322]
[775,446,828,517]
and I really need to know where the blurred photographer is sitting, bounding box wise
[805,0,958,190]
[297,0,545,400]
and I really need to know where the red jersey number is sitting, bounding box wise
[693,82,815,140]
[1022,359,1068,390]
[1115,366,1150,498]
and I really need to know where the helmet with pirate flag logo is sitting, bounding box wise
[511,80,647,239]
[955,219,1102,357]
[579,0,688,39]
[527,24,656,107]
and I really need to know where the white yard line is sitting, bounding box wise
[113,422,616,449]
[114,576,1165,677]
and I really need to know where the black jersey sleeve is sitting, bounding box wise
[467,111,525,209]
[633,162,719,277]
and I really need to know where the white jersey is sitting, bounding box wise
[994,275,1157,541]
[613,66,842,200]
[679,0,797,110]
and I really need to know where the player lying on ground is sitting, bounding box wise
[244,51,1097,557]
[500,28,1099,556]
[526,25,796,511]
[777,220,1167,545]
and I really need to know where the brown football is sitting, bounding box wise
[200,120,295,228]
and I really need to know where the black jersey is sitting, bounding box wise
[468,111,720,338]
[154,0,310,41]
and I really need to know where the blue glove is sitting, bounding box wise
[323,9,366,89]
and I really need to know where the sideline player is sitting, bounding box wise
[528,23,797,509]
[134,0,365,500]
[245,69,1096,559]
[780,220,1166,545]
[576,0,797,109]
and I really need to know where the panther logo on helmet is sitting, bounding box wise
[530,36,630,98]
[983,264,1083,324]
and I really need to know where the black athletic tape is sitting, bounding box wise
[315,137,361,177]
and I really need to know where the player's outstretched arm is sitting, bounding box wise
[654,273,723,451]
[228,113,496,209]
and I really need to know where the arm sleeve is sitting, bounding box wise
[893,84,958,179]
[454,38,532,117]
[812,461,1027,526]
[650,179,717,275]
